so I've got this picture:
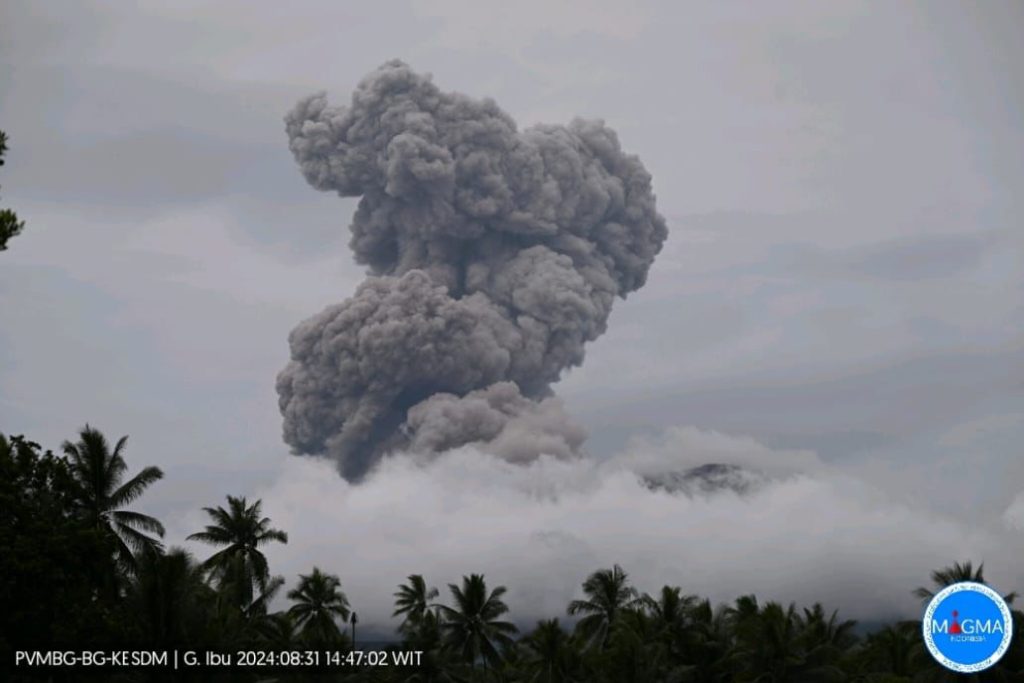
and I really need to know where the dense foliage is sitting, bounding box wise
[1,427,1021,682]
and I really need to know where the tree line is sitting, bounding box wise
[2,425,1022,682]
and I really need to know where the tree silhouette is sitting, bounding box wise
[395,574,440,637]
[126,547,215,648]
[641,585,699,657]
[437,573,518,675]
[567,564,642,650]
[187,495,288,607]
[61,425,165,574]
[10,429,1024,683]
[857,621,922,680]
[521,619,587,683]
[287,567,351,646]
[913,560,1017,605]
[0,130,25,251]
[0,433,120,647]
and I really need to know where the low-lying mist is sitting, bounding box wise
[229,426,1024,632]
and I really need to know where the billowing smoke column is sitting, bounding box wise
[277,60,667,480]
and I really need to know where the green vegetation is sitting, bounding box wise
[288,567,352,647]
[188,494,289,611]
[1,426,1022,682]
[0,130,25,251]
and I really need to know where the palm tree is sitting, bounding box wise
[256,612,302,652]
[913,561,986,601]
[600,609,676,683]
[799,603,858,652]
[520,619,587,683]
[904,562,1021,682]
[729,600,805,682]
[187,495,288,607]
[126,546,214,647]
[642,585,699,655]
[246,572,286,621]
[61,425,165,573]
[726,593,761,631]
[685,598,733,683]
[856,622,922,680]
[913,560,1017,604]
[287,567,351,645]
[567,564,642,650]
[436,573,518,675]
[796,603,858,681]
[395,574,440,636]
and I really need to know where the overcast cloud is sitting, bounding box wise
[1,0,1022,630]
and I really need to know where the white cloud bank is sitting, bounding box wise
[208,427,1024,633]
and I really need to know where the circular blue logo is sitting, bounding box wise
[922,581,1013,673]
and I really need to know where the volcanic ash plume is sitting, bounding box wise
[277,60,667,480]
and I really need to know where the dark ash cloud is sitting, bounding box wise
[276,61,667,479]
[405,382,587,463]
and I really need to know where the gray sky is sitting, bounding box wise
[1,0,1022,626]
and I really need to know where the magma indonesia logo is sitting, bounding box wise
[923,581,1013,673]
